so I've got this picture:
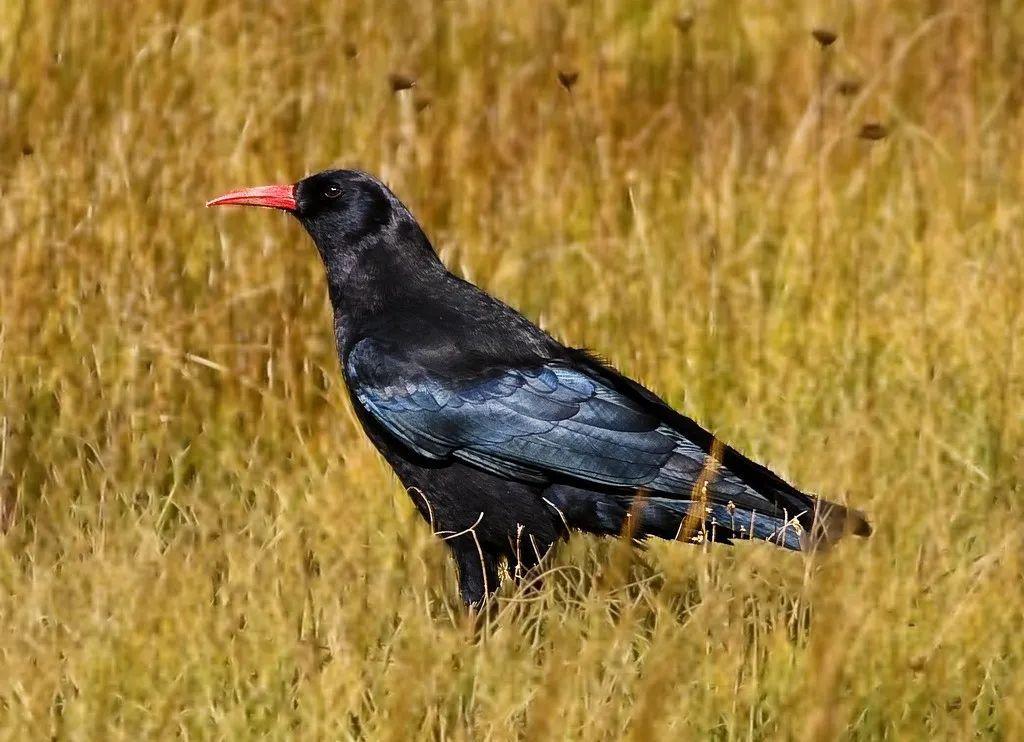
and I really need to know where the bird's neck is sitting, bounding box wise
[321,227,448,353]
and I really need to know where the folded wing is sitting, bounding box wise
[347,339,811,547]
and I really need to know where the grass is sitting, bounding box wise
[1,1,1022,738]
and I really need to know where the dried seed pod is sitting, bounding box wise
[388,73,416,92]
[413,94,432,113]
[812,28,838,47]
[557,70,579,91]
[836,78,862,96]
[858,122,889,141]
[673,12,694,33]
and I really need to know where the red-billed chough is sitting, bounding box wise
[208,169,870,607]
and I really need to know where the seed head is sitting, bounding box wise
[388,73,416,93]
[858,122,889,141]
[836,78,862,97]
[812,28,838,48]
[673,12,694,34]
[557,70,579,91]
[413,94,432,113]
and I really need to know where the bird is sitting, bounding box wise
[207,169,871,607]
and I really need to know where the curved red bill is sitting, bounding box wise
[206,184,296,211]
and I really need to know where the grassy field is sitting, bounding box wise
[2,0,1022,738]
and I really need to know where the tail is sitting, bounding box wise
[545,485,870,552]
[803,498,872,550]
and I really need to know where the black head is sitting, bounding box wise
[207,168,437,273]
[292,169,394,247]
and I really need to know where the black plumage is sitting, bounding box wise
[208,169,871,607]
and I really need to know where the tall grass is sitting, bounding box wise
[1,1,1022,738]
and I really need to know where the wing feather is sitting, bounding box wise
[347,339,785,516]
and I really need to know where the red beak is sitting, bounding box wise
[206,184,296,211]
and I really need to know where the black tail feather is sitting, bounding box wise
[545,485,869,552]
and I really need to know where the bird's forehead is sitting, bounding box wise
[301,169,373,189]
[300,169,346,188]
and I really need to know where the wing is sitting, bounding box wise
[346,339,800,520]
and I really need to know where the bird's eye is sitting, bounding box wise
[323,184,342,199]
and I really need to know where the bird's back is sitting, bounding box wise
[342,268,565,378]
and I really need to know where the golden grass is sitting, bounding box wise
[1,1,1022,738]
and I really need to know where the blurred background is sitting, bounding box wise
[1,1,1022,738]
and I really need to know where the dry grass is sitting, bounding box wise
[2,1,1023,738]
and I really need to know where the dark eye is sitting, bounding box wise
[323,184,342,199]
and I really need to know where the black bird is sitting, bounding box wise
[208,170,870,607]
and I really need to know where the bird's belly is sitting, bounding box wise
[375,443,563,552]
